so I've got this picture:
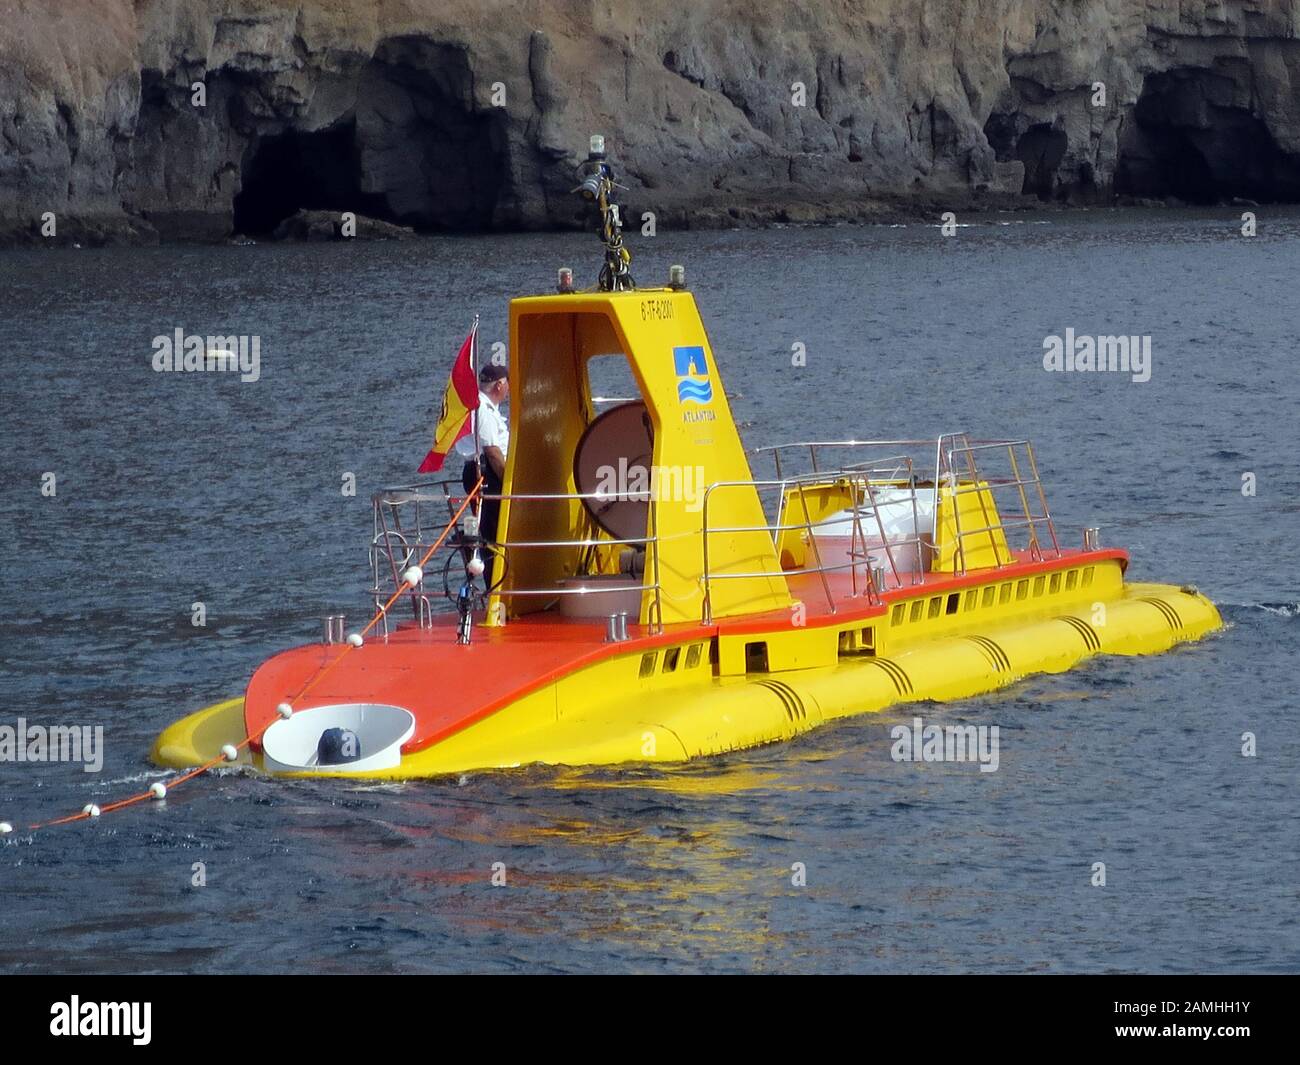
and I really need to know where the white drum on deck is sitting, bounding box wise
[812,487,937,574]
[556,575,643,619]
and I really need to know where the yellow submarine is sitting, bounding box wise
[151,138,1221,780]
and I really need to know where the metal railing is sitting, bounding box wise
[699,459,933,624]
[938,437,1061,574]
[698,433,1064,622]
[370,480,664,634]
[368,432,1061,634]
[758,438,948,481]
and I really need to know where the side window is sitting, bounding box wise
[585,353,641,411]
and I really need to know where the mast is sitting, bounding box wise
[471,312,481,473]
[572,135,635,291]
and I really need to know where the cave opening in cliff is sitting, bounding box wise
[1016,124,1068,200]
[232,120,391,235]
[342,38,508,231]
[232,44,508,237]
[1116,68,1300,204]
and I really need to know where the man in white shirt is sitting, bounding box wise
[458,362,510,543]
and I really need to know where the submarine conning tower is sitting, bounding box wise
[484,136,793,628]
[490,286,794,627]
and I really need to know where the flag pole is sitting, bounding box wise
[471,314,481,476]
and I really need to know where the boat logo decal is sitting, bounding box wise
[673,345,714,405]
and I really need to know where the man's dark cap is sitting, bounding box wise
[479,363,508,384]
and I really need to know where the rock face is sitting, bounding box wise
[269,208,415,240]
[3,0,1300,244]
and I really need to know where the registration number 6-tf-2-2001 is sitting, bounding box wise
[640,298,674,321]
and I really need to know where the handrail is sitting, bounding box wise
[753,437,1031,455]
[938,437,1062,574]
[377,486,654,504]
[709,433,1063,616]
[753,438,949,456]
[376,434,1063,631]
[701,469,926,623]
[372,481,665,633]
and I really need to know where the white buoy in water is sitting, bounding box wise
[402,565,423,587]
[221,744,238,762]
[276,702,293,719]
[0,822,13,834]
[347,633,363,647]
[83,804,101,818]
[150,783,167,800]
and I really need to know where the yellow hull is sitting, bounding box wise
[151,567,1220,779]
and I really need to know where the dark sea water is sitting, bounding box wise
[1,209,1297,974]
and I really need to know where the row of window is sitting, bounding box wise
[639,641,708,678]
[890,566,1096,626]
[631,565,1098,679]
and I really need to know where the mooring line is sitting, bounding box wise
[4,480,483,836]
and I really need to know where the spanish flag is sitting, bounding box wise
[418,325,478,473]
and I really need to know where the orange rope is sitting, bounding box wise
[22,480,484,833]
[288,478,482,706]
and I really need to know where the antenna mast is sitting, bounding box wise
[572,135,635,291]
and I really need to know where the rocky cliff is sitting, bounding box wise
[3,0,1300,243]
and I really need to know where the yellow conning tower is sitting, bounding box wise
[488,288,792,627]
